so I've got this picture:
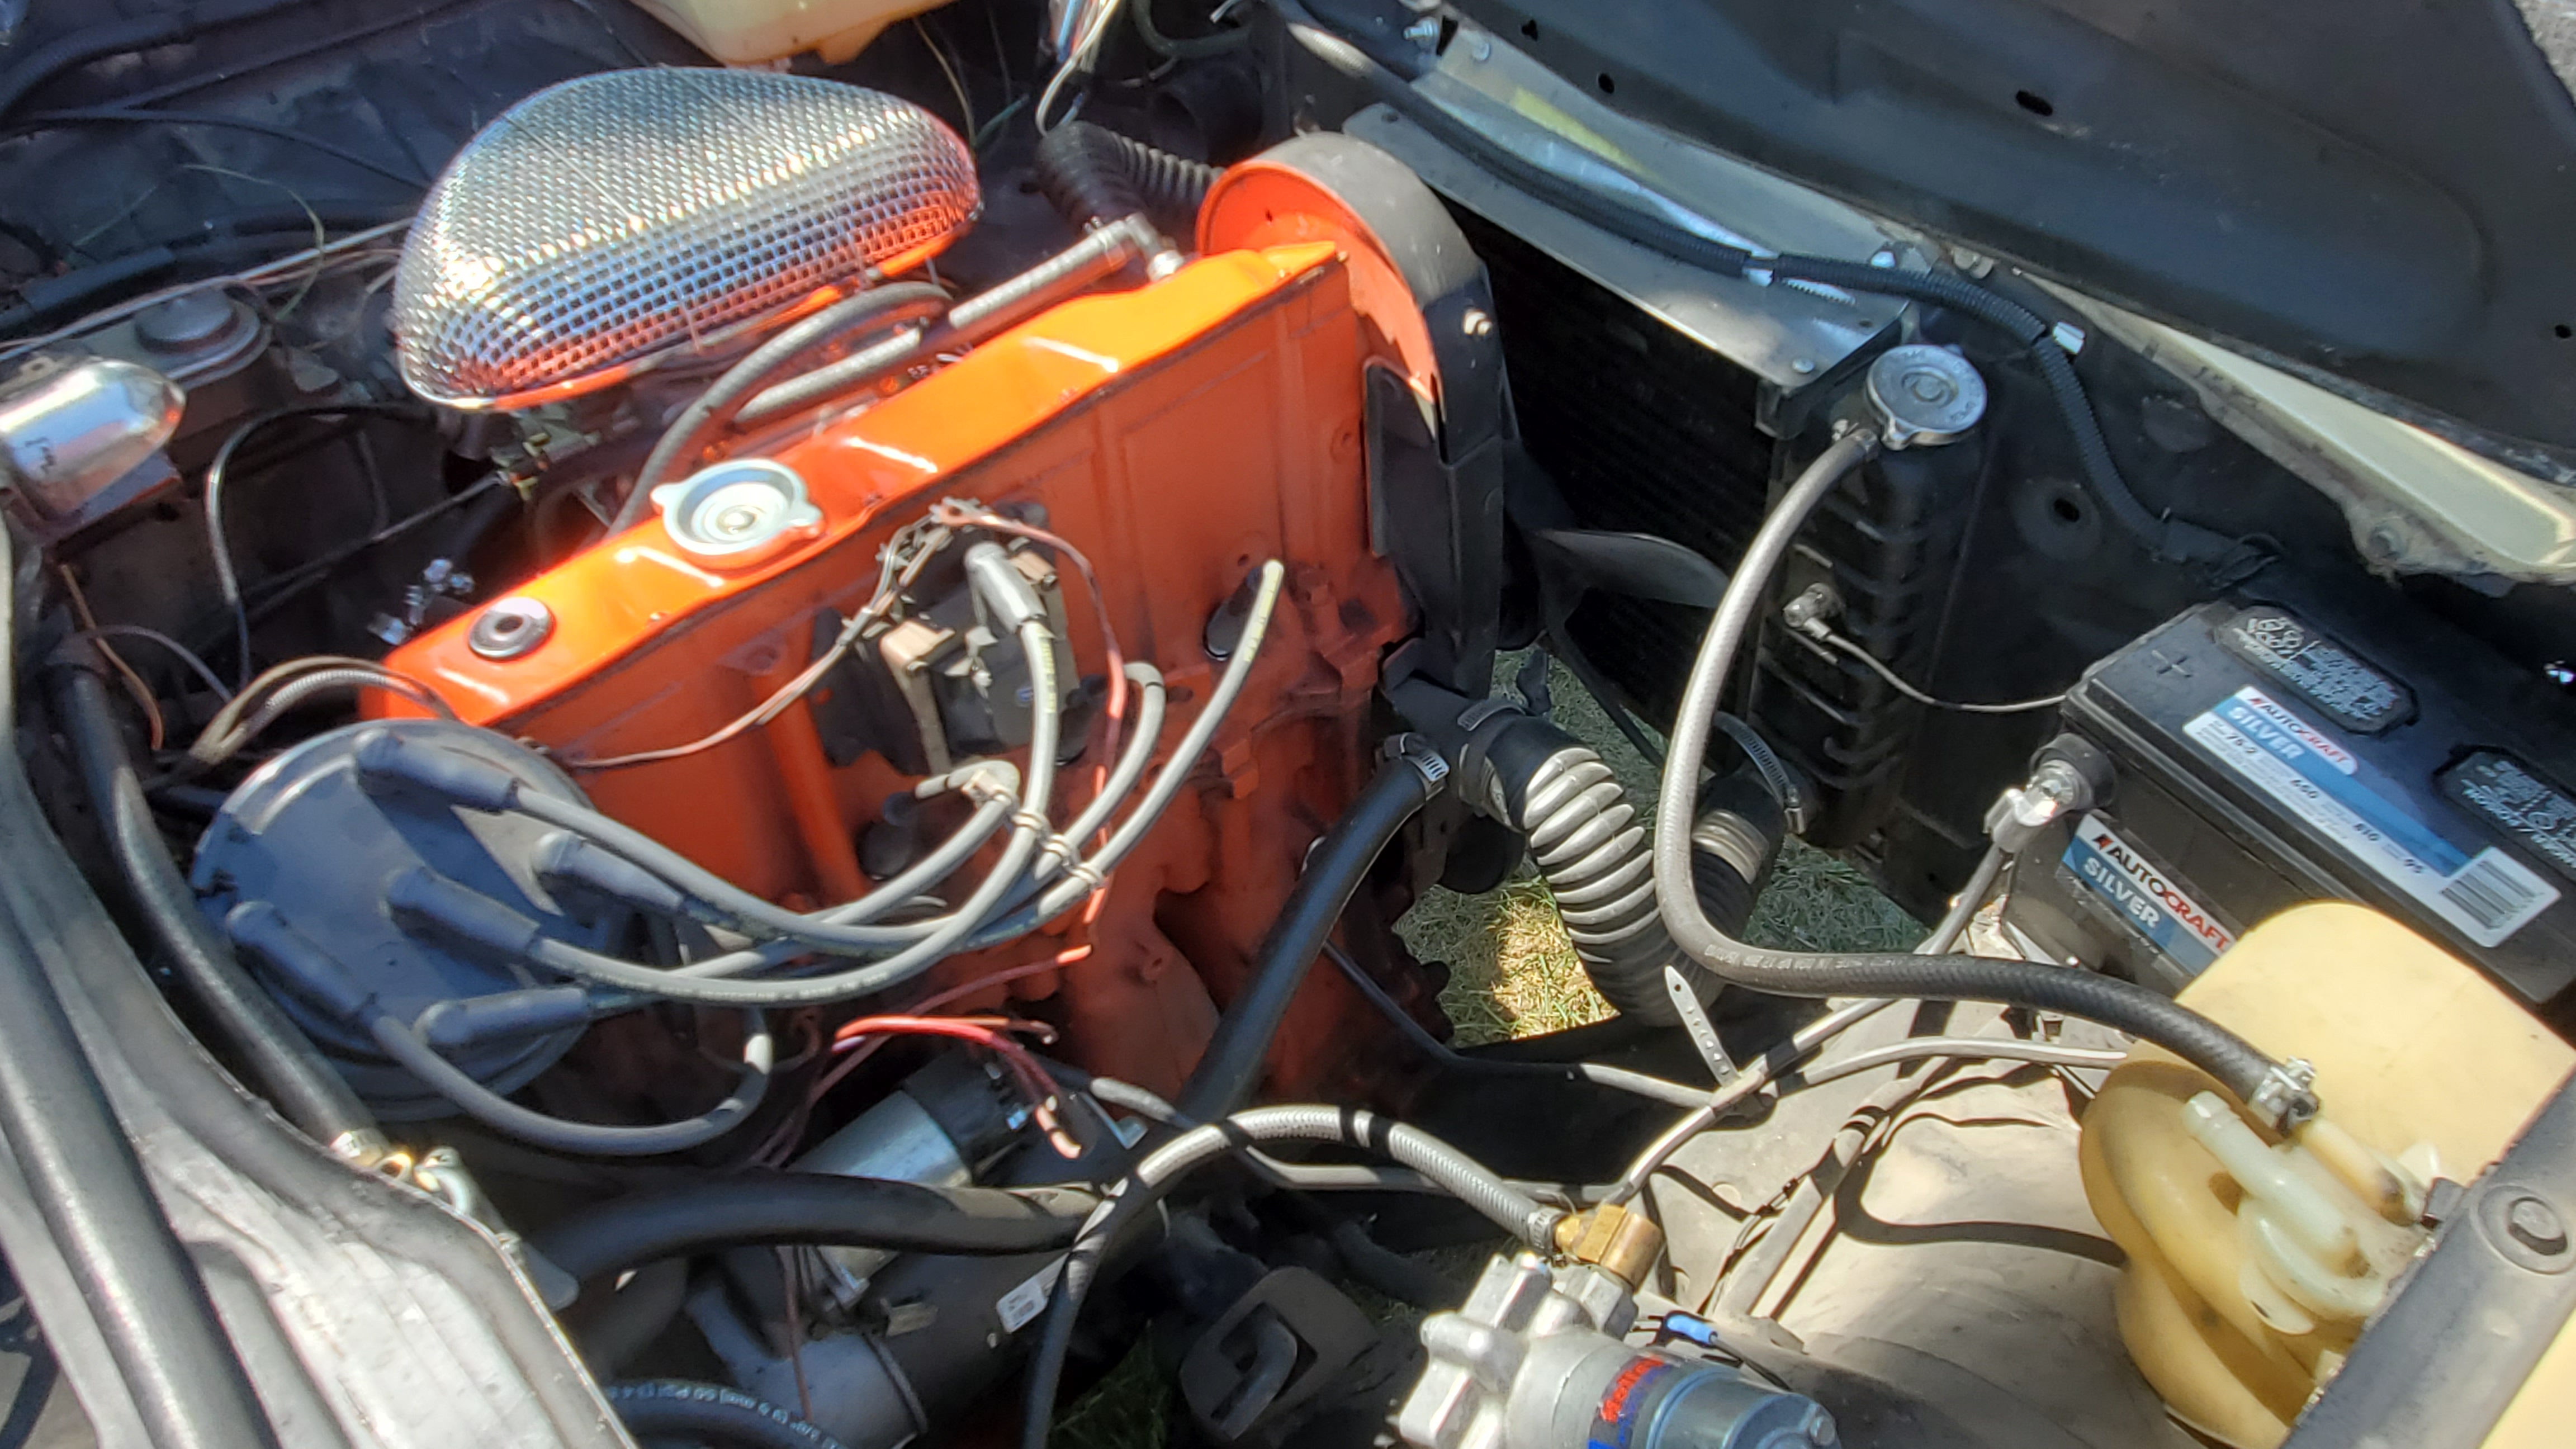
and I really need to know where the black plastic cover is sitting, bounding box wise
[191,719,622,1118]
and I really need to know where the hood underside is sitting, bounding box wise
[1454,0,2576,474]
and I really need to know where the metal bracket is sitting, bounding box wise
[1662,963,1738,1083]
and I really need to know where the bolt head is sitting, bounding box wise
[2508,1195,2570,1256]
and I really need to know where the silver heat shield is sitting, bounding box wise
[393,69,977,410]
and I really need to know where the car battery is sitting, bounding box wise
[2002,586,2576,1015]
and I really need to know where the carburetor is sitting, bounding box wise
[1400,1252,1835,1449]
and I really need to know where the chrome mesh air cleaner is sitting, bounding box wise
[392,68,977,410]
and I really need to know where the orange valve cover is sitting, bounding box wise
[385,243,1418,1099]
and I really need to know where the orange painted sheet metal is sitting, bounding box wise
[389,243,1341,723]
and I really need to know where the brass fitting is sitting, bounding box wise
[1552,1202,1665,1287]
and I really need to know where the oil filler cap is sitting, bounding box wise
[651,457,823,565]
[1865,344,1987,449]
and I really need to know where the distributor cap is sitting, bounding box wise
[191,720,624,1119]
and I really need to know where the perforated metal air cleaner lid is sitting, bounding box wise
[392,68,978,410]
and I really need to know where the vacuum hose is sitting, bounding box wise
[1033,121,1220,235]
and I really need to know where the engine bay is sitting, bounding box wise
[3,4,2575,1449]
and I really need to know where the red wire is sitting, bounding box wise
[747,946,1098,1168]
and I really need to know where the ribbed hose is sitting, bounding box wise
[1481,716,1701,1019]
[1033,121,1220,234]
[1018,1105,1559,1449]
[1687,769,1785,943]
[1470,714,1780,1023]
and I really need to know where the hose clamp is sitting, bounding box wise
[2246,1057,2321,1132]
[1381,732,1451,794]
[1451,703,1533,818]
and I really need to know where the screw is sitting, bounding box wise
[2506,1195,2569,1257]
[1868,249,1897,269]
[1468,34,1493,61]
[1791,357,1816,375]
[1462,308,1494,337]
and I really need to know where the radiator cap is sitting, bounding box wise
[1865,344,1986,448]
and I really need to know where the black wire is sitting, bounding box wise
[1319,941,1588,1083]
[17,108,428,188]
[0,0,324,123]
[1280,8,2236,567]
[99,1,480,112]
[199,403,433,685]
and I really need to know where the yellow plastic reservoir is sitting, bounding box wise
[2079,902,2573,1448]
[627,0,949,64]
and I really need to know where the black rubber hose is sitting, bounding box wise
[1174,751,1444,1120]
[1648,433,2306,1123]
[605,1381,846,1449]
[1019,1105,1558,1449]
[0,0,320,122]
[609,282,949,532]
[1033,121,1220,234]
[48,661,376,1150]
[1276,9,2227,566]
[571,1259,688,1376]
[432,479,522,567]
[531,1172,1095,1286]
[0,531,280,1449]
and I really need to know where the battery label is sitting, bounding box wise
[2062,813,2236,972]
[2444,751,2576,883]
[2185,686,2559,947]
[2215,607,2413,733]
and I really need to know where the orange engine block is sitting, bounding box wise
[384,240,1423,1100]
